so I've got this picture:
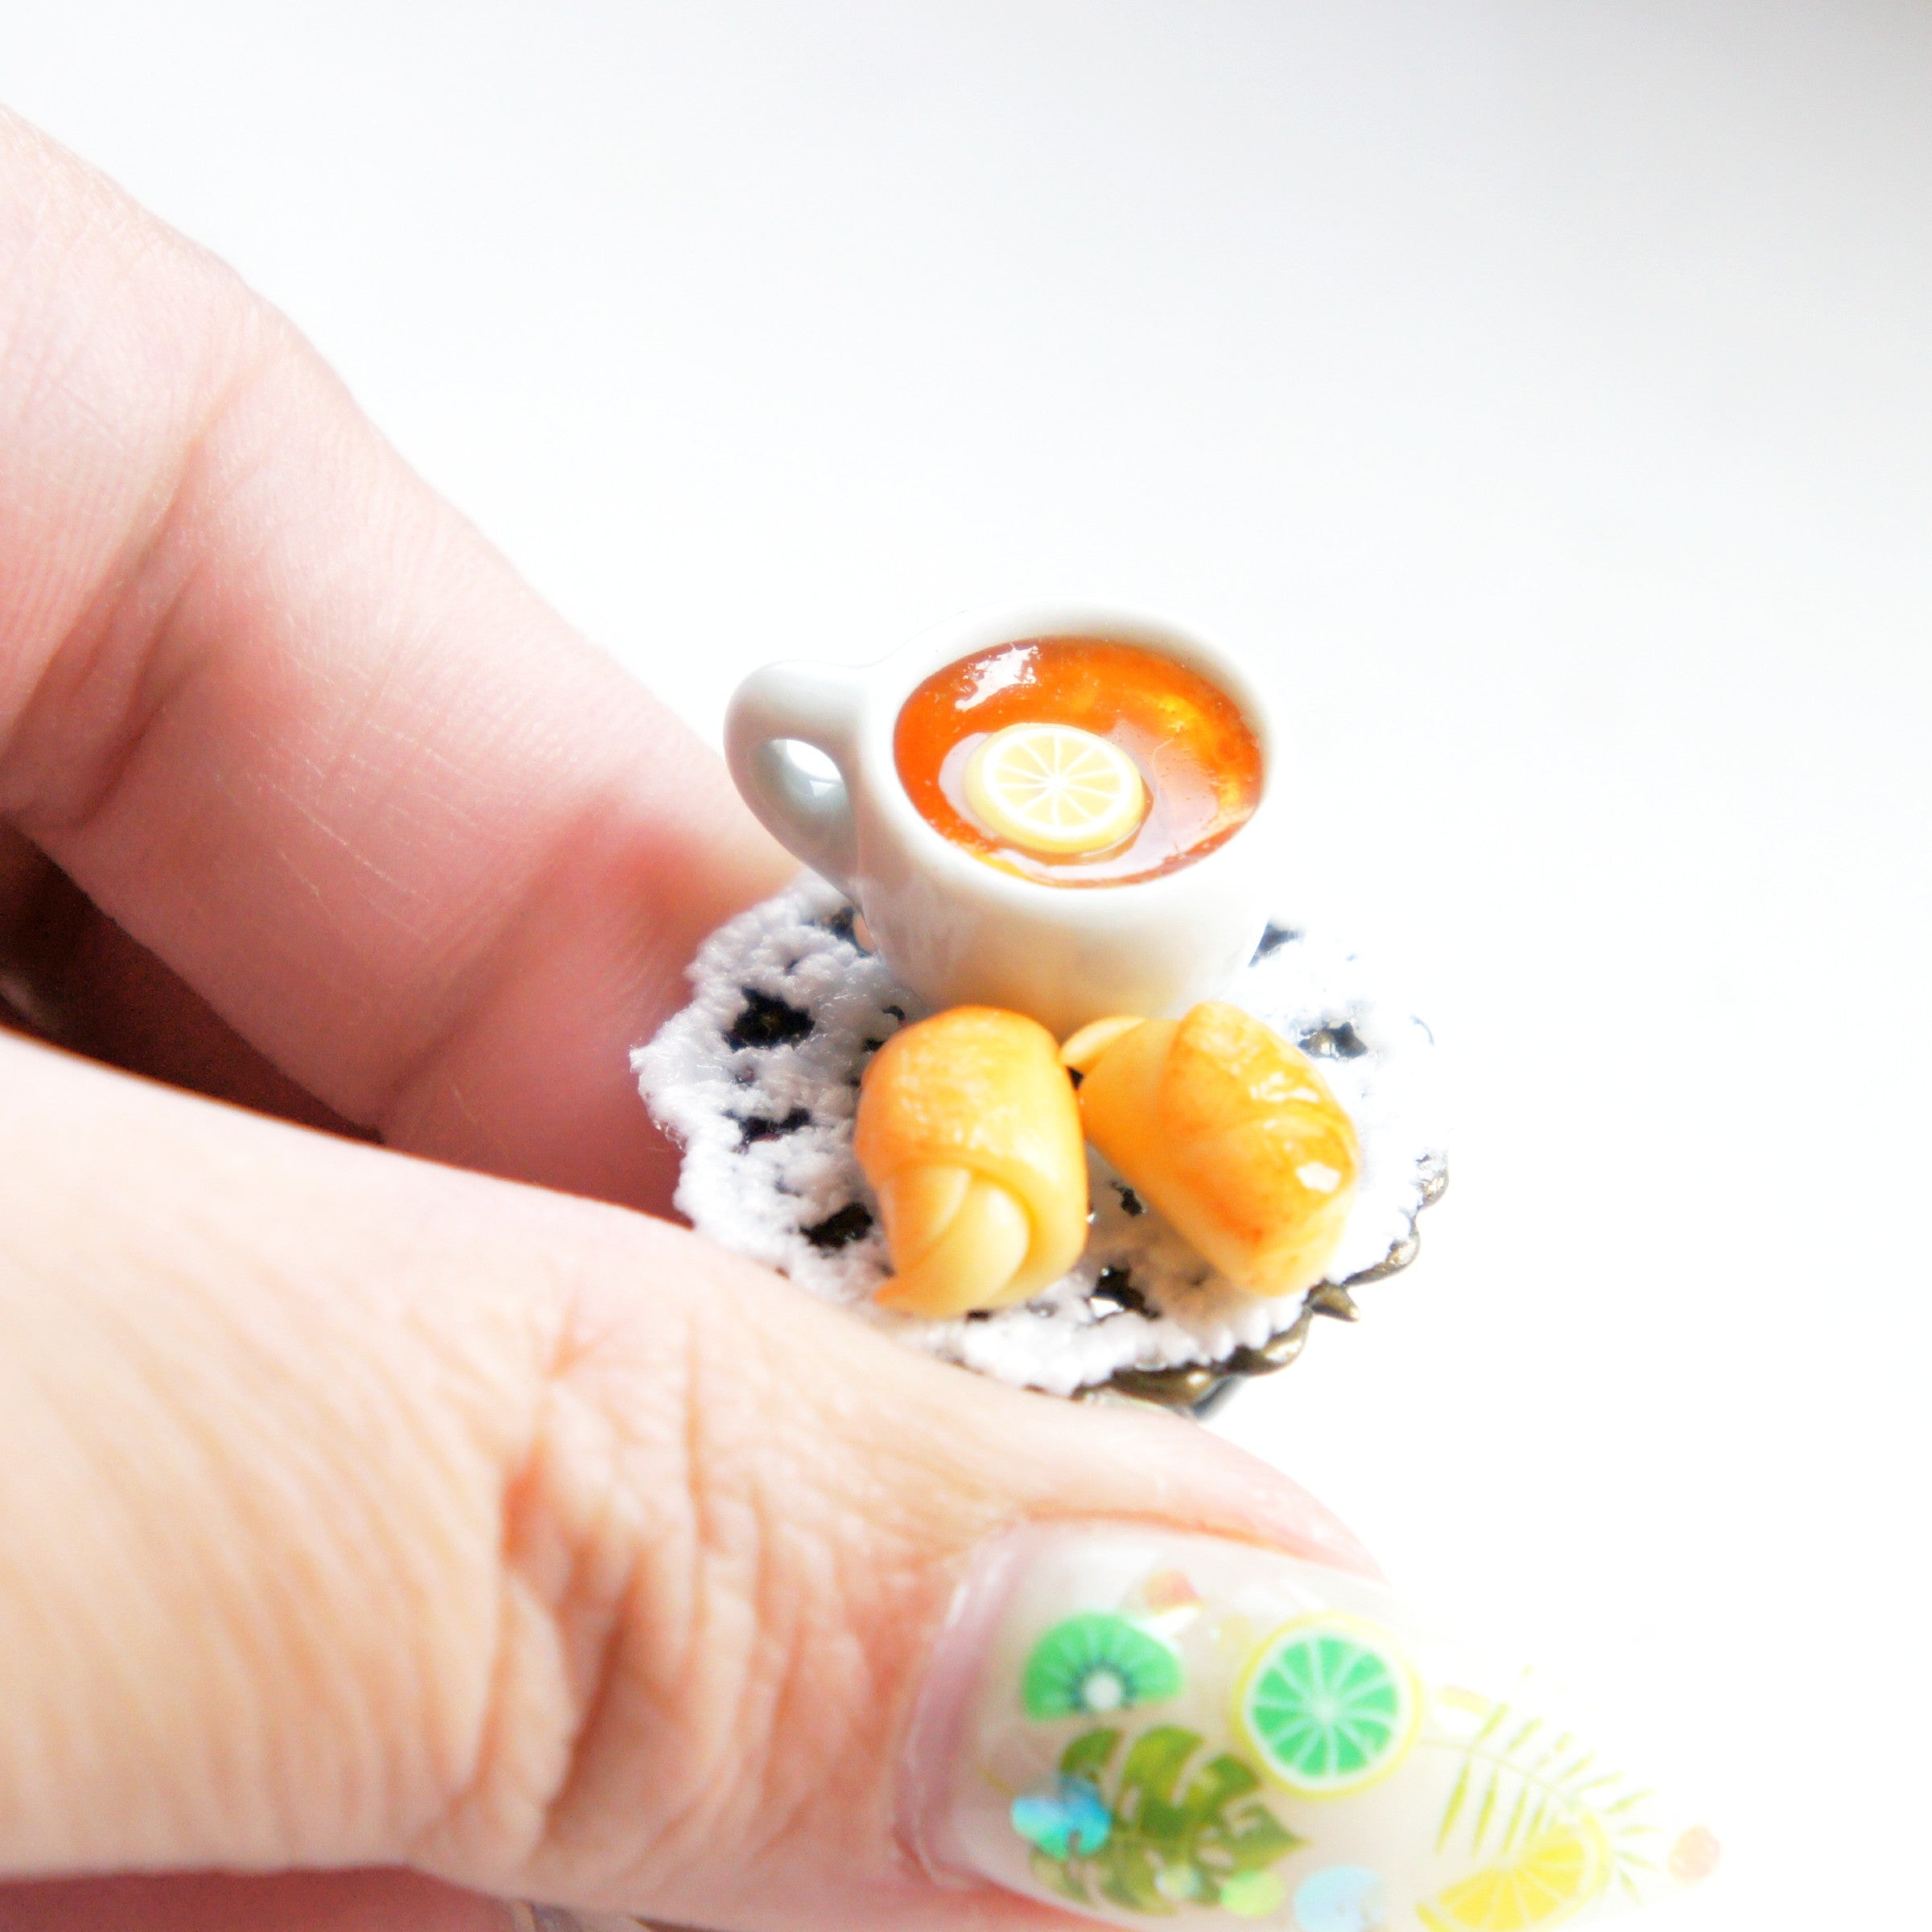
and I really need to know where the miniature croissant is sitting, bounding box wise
[856,1006,1089,1317]
[1062,1001,1359,1298]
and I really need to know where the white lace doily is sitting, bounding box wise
[635,875,1444,1397]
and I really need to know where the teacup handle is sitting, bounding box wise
[724,658,868,898]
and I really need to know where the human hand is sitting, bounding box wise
[0,111,1370,1932]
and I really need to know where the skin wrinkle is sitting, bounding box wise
[9,1237,281,1859]
[412,1218,731,1893]
[535,1290,657,1753]
[470,1373,684,1895]
[605,1364,706,1889]
[192,688,520,1138]
[523,1307,781,1907]
[89,1191,464,1859]
[138,427,466,961]
[742,1516,881,1876]
[650,1327,892,1910]
[275,584,484,928]
[532,1391,638,1743]
[0,162,166,474]
[423,1286,638,1876]
[418,1357,576,1876]
[11,229,188,464]
[242,762,425,931]
[0,1277,121,1848]
[493,1479,634,1877]
[649,1315,744,1881]
[425,1071,506,1170]
[281,1334,481,1847]
[365,784,640,1148]
[167,363,357,670]
[427,1553,557,1872]
[716,1433,802,1875]
[0,208,261,821]
[203,493,671,1147]
[0,332,275,837]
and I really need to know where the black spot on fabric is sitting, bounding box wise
[882,1005,906,1022]
[1090,1265,1151,1317]
[964,1309,993,1323]
[735,1107,812,1146]
[1253,923,1301,961]
[803,1202,873,1250]
[1113,1183,1145,1217]
[724,989,815,1050]
[1300,1020,1368,1060]
[819,905,859,943]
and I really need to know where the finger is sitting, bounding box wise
[0,1871,512,1932]
[0,111,789,1211]
[0,1033,1369,1929]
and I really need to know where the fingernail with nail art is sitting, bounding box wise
[906,1526,1718,1930]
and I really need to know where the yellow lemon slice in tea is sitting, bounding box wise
[1235,1613,1419,1797]
[1417,1823,1610,1932]
[962,723,1147,857]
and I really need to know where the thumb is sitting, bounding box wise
[0,1030,1368,1929]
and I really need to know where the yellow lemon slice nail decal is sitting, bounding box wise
[963,723,1146,857]
[1418,1821,1611,1931]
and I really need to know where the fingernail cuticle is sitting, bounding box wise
[913,1526,1717,1930]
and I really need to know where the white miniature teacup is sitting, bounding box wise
[724,601,1281,1037]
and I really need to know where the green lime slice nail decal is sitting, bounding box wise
[1236,1613,1418,1796]
[1022,1612,1184,1720]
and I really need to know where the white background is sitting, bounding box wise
[8,4,1930,1927]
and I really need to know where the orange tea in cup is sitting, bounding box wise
[894,637,1263,887]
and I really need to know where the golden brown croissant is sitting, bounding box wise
[855,1006,1089,1317]
[1061,1001,1359,1298]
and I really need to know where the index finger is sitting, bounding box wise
[0,110,790,1208]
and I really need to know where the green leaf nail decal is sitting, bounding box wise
[1421,1686,1661,1925]
[1021,1724,1302,1915]
[1022,1612,1184,1720]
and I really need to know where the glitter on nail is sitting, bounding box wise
[1292,1865,1389,1931]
